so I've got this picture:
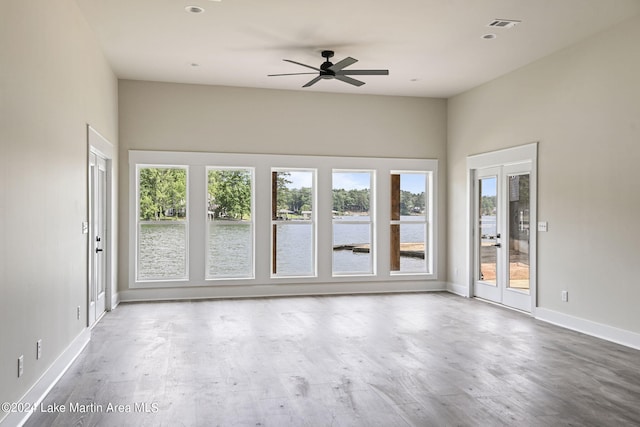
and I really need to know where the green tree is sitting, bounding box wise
[332,188,371,214]
[275,172,292,213]
[481,196,496,216]
[139,167,186,220]
[208,170,252,220]
[399,190,424,215]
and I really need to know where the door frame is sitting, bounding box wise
[88,125,116,326]
[466,142,538,314]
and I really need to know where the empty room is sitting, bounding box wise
[2,0,640,426]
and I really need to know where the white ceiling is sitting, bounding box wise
[76,0,640,98]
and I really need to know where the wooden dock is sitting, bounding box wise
[333,243,425,259]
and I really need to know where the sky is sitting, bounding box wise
[283,171,427,194]
[480,176,497,196]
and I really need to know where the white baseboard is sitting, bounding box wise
[0,329,91,427]
[119,280,448,302]
[446,281,469,297]
[110,291,120,310]
[535,307,640,351]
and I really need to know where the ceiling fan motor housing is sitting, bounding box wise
[320,50,335,75]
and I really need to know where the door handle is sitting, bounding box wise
[96,248,103,253]
[493,243,501,248]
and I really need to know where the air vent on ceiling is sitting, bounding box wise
[487,19,521,29]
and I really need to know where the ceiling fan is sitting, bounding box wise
[268,50,389,88]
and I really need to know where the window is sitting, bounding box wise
[129,151,437,289]
[207,168,254,279]
[271,169,316,277]
[332,170,374,275]
[390,172,430,274]
[136,166,188,281]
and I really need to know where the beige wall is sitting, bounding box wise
[447,15,640,333]
[118,81,447,295]
[0,0,118,413]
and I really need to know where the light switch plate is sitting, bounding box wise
[82,222,89,234]
[538,221,548,232]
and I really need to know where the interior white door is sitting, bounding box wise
[474,163,532,312]
[89,151,107,326]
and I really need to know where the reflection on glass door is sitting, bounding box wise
[508,174,530,291]
[479,176,498,286]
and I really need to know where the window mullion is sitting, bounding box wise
[189,165,206,283]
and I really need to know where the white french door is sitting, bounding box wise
[89,151,107,325]
[474,163,532,312]
[469,143,537,313]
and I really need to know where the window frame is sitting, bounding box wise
[135,164,190,283]
[205,166,256,281]
[389,171,432,275]
[331,169,376,277]
[128,150,438,289]
[270,168,318,278]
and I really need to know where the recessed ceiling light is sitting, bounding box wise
[482,33,497,40]
[185,5,205,13]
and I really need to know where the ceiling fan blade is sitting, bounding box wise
[329,57,358,71]
[283,59,322,72]
[334,75,365,87]
[302,76,323,87]
[268,72,318,77]
[338,69,389,76]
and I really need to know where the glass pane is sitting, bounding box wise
[207,169,253,279]
[399,222,427,273]
[479,177,497,285]
[273,170,313,219]
[89,162,96,301]
[391,172,428,273]
[272,170,315,276]
[137,167,188,281]
[138,223,187,280]
[138,168,187,221]
[508,174,530,291]
[399,173,426,218]
[333,223,372,274]
[332,171,373,275]
[332,172,371,217]
[98,167,106,293]
[274,223,313,276]
[208,222,252,279]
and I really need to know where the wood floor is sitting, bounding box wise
[25,293,640,427]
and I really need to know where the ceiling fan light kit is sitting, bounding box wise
[268,50,389,88]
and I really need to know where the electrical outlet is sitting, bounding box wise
[37,340,42,360]
[77,306,81,320]
[18,355,24,377]
[561,290,568,302]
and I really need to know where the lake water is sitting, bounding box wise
[138,216,426,280]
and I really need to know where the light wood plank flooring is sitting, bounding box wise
[25,293,640,426]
